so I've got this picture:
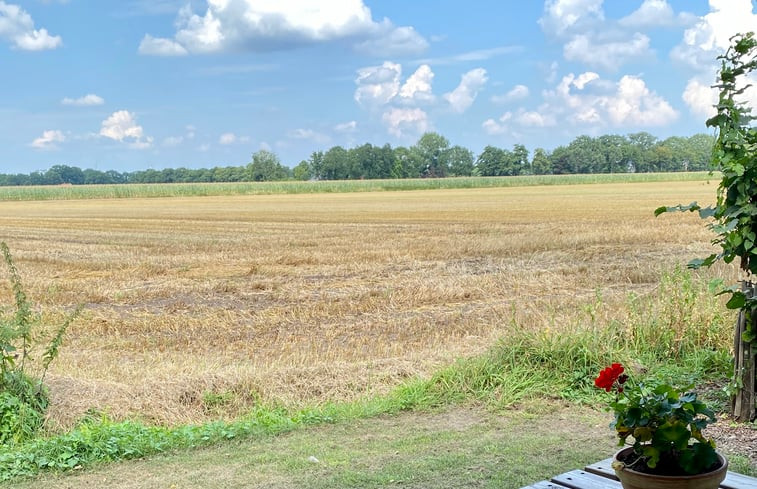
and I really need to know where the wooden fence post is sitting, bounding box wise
[732,281,757,422]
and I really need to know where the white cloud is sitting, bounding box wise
[415,45,521,66]
[354,24,428,57]
[542,72,678,127]
[619,0,676,28]
[443,68,488,113]
[603,75,678,125]
[539,0,604,37]
[288,128,329,144]
[517,110,556,127]
[219,132,236,145]
[140,1,427,57]
[682,78,717,118]
[573,72,599,89]
[30,129,64,150]
[99,110,153,149]
[399,64,434,103]
[162,135,184,147]
[61,94,105,106]
[491,84,530,104]
[0,1,62,50]
[354,61,401,107]
[138,34,188,56]
[334,120,357,133]
[564,32,652,71]
[382,107,428,137]
[671,0,757,71]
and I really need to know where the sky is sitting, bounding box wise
[2,0,757,174]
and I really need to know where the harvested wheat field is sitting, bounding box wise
[0,180,722,430]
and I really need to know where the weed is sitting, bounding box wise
[0,243,80,445]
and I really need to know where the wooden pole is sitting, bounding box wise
[732,281,756,422]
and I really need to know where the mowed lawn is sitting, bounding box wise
[0,181,718,430]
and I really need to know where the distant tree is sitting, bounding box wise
[308,151,325,180]
[248,150,289,181]
[476,145,508,176]
[392,146,423,178]
[447,145,475,176]
[321,146,351,180]
[413,132,450,177]
[512,144,530,175]
[531,148,552,175]
[292,160,311,181]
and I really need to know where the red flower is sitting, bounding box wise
[594,363,624,392]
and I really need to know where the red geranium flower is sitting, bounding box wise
[594,363,624,392]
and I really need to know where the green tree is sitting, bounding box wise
[476,145,508,176]
[447,145,475,176]
[292,160,311,181]
[413,132,450,177]
[248,150,289,181]
[321,146,351,180]
[531,148,552,175]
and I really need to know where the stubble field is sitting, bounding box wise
[0,180,722,430]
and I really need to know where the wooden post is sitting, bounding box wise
[732,281,757,422]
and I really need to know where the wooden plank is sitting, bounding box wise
[551,470,623,489]
[722,471,757,489]
[520,480,573,489]
[585,458,757,489]
[583,458,618,480]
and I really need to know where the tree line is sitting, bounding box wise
[0,131,715,186]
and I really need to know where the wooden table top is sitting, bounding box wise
[521,457,757,489]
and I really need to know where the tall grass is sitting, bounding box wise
[0,172,714,201]
[0,268,734,482]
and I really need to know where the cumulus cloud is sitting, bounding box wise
[619,0,677,28]
[491,84,530,104]
[671,0,757,71]
[354,61,402,107]
[399,64,434,103]
[489,71,677,136]
[99,110,153,149]
[30,129,64,150]
[61,94,105,106]
[539,0,690,71]
[682,78,718,118]
[382,107,429,137]
[0,1,62,50]
[564,32,652,71]
[539,0,604,37]
[604,75,678,125]
[139,1,427,57]
[443,68,488,113]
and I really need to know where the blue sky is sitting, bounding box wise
[2,0,756,173]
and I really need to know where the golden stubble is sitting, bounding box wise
[0,181,721,429]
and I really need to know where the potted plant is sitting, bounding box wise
[594,363,727,489]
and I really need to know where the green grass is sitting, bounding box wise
[7,405,616,489]
[0,172,715,201]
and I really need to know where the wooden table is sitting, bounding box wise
[521,457,757,489]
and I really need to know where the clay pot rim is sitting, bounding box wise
[613,446,729,481]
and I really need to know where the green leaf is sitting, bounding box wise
[726,292,747,309]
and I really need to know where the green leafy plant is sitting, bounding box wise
[0,242,80,444]
[595,363,719,476]
[655,32,757,422]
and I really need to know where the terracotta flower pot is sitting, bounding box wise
[613,447,728,489]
